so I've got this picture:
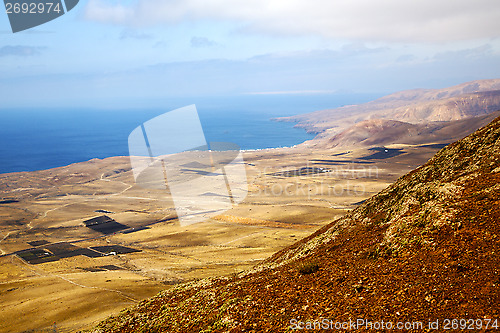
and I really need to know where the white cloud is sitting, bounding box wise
[433,44,494,60]
[245,90,338,95]
[2,42,500,107]
[191,37,217,48]
[84,0,500,43]
[120,29,153,40]
[0,45,46,57]
[85,0,133,25]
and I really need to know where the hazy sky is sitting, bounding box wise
[1,0,500,108]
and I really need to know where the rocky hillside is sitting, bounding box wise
[90,116,500,332]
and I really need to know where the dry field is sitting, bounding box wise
[0,143,442,332]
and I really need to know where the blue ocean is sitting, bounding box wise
[0,94,379,174]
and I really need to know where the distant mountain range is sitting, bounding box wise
[276,79,500,148]
[317,110,500,149]
[91,99,500,333]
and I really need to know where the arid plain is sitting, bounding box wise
[0,142,442,332]
[2,79,500,332]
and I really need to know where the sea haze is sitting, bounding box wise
[0,93,380,174]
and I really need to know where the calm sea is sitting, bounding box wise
[0,93,380,174]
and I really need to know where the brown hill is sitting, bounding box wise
[316,110,500,149]
[372,90,500,123]
[91,117,500,331]
[276,79,500,136]
[366,78,500,105]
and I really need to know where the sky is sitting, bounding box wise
[1,0,500,108]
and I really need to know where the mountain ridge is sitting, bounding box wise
[276,79,500,139]
[314,110,500,149]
